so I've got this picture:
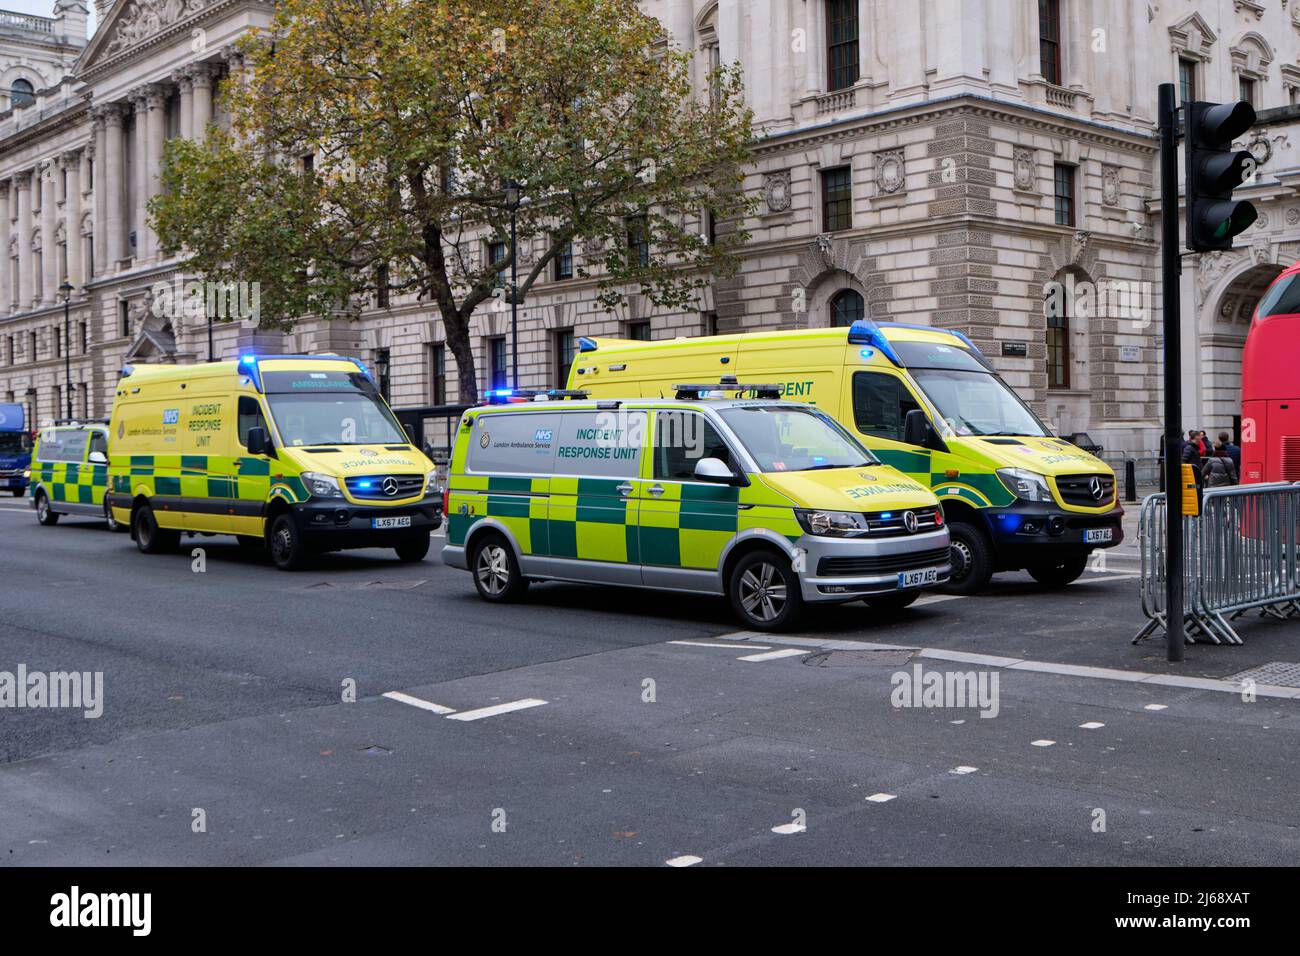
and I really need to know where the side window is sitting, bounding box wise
[655,411,733,481]
[88,431,108,459]
[36,431,64,463]
[238,396,270,449]
[852,372,921,442]
[552,410,645,478]
[59,430,89,463]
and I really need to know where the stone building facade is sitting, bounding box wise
[0,0,1297,458]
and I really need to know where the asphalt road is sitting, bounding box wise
[1,500,1298,866]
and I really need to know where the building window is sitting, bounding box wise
[1239,76,1256,108]
[554,240,573,281]
[628,321,651,341]
[79,321,88,354]
[488,336,507,390]
[1046,302,1070,389]
[28,330,37,362]
[826,0,860,92]
[373,347,391,400]
[429,343,446,405]
[703,207,717,245]
[1053,163,1075,227]
[120,300,131,338]
[1039,0,1062,86]
[830,289,865,328]
[10,78,34,109]
[487,240,506,288]
[554,328,575,387]
[821,166,852,232]
[703,311,719,336]
[376,262,390,309]
[1178,58,1197,104]
[627,216,649,267]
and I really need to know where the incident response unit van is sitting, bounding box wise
[105,354,442,569]
[569,320,1123,594]
[442,385,951,630]
[31,421,119,529]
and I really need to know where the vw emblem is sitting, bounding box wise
[1088,476,1104,501]
[382,476,400,496]
[359,448,378,458]
[903,510,919,534]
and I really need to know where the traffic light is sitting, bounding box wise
[1184,100,1258,252]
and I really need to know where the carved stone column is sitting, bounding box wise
[39,160,57,305]
[0,181,10,316]
[101,103,126,269]
[191,61,215,142]
[131,90,148,261]
[14,171,32,310]
[174,68,194,140]
[64,151,82,290]
[145,83,168,261]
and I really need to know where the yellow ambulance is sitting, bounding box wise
[443,385,951,630]
[569,321,1123,593]
[105,354,442,569]
[30,421,120,530]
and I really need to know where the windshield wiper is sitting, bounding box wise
[791,462,870,471]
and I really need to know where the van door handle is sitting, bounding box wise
[648,484,665,497]
[616,482,634,496]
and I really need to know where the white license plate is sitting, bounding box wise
[1085,527,1113,544]
[371,515,412,529]
[898,567,941,588]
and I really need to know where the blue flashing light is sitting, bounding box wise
[241,354,256,364]
[236,354,263,392]
[997,514,1023,533]
[846,320,904,367]
[859,348,875,359]
[880,512,893,520]
[577,337,599,353]
[357,480,373,489]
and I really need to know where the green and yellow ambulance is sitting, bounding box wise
[442,387,951,630]
[31,421,120,530]
[104,354,441,569]
[569,320,1124,593]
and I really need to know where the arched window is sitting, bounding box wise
[10,78,34,108]
[830,289,864,327]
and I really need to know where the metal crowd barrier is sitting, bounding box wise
[1135,483,1300,645]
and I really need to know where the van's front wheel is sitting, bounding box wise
[394,532,431,563]
[729,549,803,631]
[268,513,307,570]
[470,533,528,602]
[942,522,994,595]
[1026,553,1088,588]
[35,491,58,525]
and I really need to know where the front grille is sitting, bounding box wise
[344,474,425,500]
[862,505,943,537]
[1055,473,1115,507]
[817,546,950,577]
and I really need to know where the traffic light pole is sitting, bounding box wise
[1158,82,1185,662]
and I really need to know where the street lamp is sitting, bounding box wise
[504,180,521,391]
[59,280,74,421]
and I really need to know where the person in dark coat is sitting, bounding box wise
[1203,442,1239,487]
[1218,431,1241,478]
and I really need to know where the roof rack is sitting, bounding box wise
[51,418,109,426]
[481,388,591,405]
[674,376,783,401]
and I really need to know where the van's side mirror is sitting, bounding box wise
[694,457,736,483]
[87,451,107,465]
[903,409,939,450]
[245,426,274,457]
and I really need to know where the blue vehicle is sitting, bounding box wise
[0,403,32,497]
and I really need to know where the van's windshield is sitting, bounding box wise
[267,393,408,446]
[910,368,1050,438]
[718,406,878,472]
[0,432,29,455]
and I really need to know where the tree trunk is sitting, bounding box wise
[444,312,479,404]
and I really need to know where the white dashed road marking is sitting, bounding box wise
[669,640,773,650]
[737,648,809,663]
[1079,721,1105,730]
[771,822,806,835]
[950,766,978,775]
[866,793,897,803]
[1031,739,1056,747]
[445,698,548,722]
[666,855,702,867]
[381,691,457,715]
[1144,704,1169,711]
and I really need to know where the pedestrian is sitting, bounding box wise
[1218,430,1241,478]
[1202,441,1239,488]
[1181,430,1206,488]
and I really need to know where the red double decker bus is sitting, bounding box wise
[1242,262,1300,483]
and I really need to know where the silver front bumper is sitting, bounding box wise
[794,528,952,603]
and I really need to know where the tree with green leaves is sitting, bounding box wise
[152,0,756,402]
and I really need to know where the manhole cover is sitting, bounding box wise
[803,649,915,668]
[359,745,392,756]
[1224,661,1300,688]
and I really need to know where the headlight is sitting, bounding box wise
[795,509,869,537]
[424,469,438,495]
[302,471,344,499]
[997,467,1053,502]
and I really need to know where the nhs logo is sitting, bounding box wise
[534,428,553,442]
[162,408,179,425]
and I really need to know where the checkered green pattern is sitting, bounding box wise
[36,459,108,506]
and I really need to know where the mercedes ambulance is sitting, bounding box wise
[105,354,442,569]
[442,385,951,630]
[30,421,119,529]
[569,320,1123,593]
